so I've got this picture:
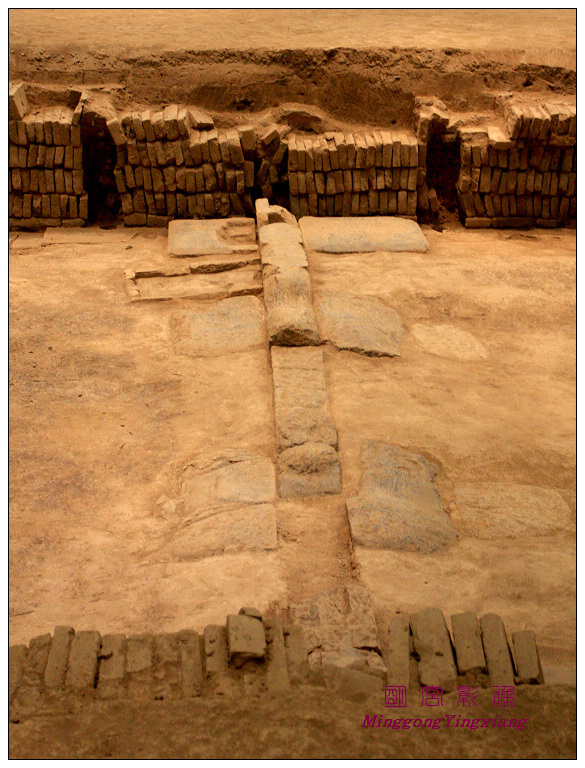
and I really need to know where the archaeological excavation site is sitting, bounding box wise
[9,9,576,759]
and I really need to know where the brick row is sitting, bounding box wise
[9,192,88,220]
[289,131,419,171]
[466,144,576,172]
[290,190,418,218]
[9,168,85,195]
[289,166,418,196]
[8,144,83,169]
[121,191,249,226]
[9,109,81,147]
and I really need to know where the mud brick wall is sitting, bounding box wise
[457,101,577,228]
[288,132,422,218]
[8,84,88,228]
[107,105,260,226]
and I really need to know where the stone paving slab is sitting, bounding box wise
[168,218,257,256]
[182,451,276,507]
[315,293,405,357]
[346,441,457,553]
[452,483,574,538]
[170,296,266,357]
[299,216,430,253]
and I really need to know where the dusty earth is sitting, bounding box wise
[9,224,576,667]
[9,686,577,759]
[9,9,576,124]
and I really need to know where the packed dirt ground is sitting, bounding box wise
[9,224,576,668]
[9,8,576,759]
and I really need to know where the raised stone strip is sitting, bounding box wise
[386,615,411,689]
[480,614,516,687]
[283,625,310,685]
[153,633,181,700]
[346,441,457,552]
[126,634,154,699]
[271,346,341,497]
[512,630,544,685]
[177,630,203,698]
[451,612,488,683]
[411,608,458,692]
[14,634,51,711]
[97,634,126,700]
[65,631,101,690]
[258,212,319,347]
[264,619,290,692]
[44,625,75,690]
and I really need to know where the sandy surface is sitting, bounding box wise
[9,223,575,667]
[8,9,576,67]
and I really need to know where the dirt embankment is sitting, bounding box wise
[10,45,575,127]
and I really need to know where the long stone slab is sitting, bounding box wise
[512,630,544,685]
[315,293,405,357]
[346,441,457,553]
[410,608,458,692]
[479,613,515,687]
[299,216,430,253]
[451,612,488,683]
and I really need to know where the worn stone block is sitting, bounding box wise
[480,614,515,686]
[226,614,266,667]
[411,608,457,692]
[512,630,544,685]
[97,634,126,700]
[451,612,487,682]
[44,626,75,690]
[65,631,101,690]
[126,634,153,699]
[386,615,411,689]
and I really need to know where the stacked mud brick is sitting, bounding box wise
[457,101,577,228]
[288,132,421,218]
[8,83,88,228]
[108,105,257,226]
[255,123,289,202]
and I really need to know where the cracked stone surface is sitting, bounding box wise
[315,293,405,357]
[346,441,458,553]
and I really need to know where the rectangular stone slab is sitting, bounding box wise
[44,626,75,690]
[512,630,544,684]
[451,612,487,677]
[168,218,257,256]
[411,608,457,692]
[479,614,515,686]
[299,216,430,253]
[386,615,410,688]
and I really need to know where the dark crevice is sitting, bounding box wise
[80,109,120,227]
